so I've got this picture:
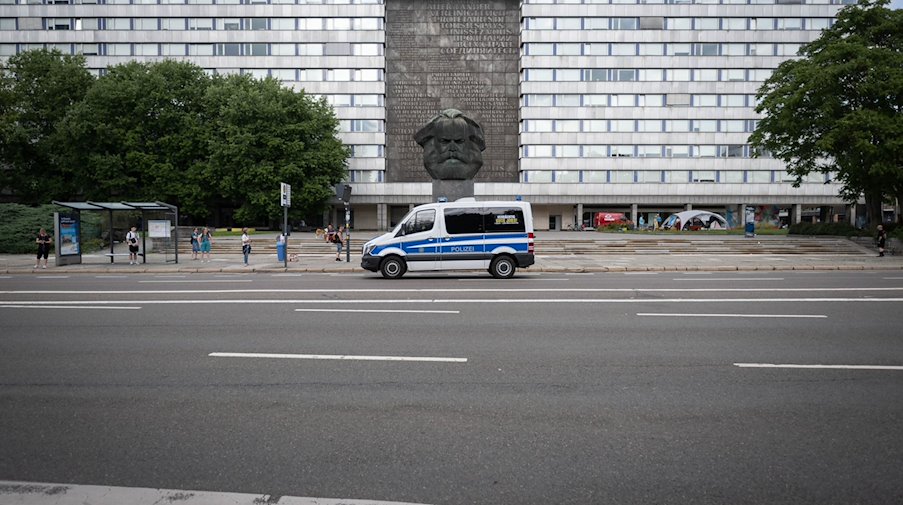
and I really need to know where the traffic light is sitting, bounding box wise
[335,184,352,202]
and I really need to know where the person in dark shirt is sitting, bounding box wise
[35,228,52,269]
[876,225,887,257]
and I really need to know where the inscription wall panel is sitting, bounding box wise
[385,0,520,182]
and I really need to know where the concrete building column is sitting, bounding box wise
[377,203,388,231]
[630,203,638,224]
[740,204,748,226]
[576,203,584,228]
[848,204,857,226]
[685,203,693,211]
[794,203,802,224]
[409,204,415,211]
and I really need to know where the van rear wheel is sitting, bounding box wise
[489,255,516,279]
[380,256,406,279]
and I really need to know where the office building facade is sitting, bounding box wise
[0,0,856,229]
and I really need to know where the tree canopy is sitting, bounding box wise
[1,53,349,224]
[0,49,94,203]
[749,0,903,224]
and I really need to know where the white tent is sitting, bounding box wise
[662,211,729,231]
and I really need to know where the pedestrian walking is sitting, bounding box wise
[241,227,252,266]
[190,227,200,260]
[34,228,52,269]
[333,225,345,261]
[876,224,888,257]
[200,227,213,262]
[126,226,140,265]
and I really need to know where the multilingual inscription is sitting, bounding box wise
[386,0,519,182]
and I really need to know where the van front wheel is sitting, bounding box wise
[489,255,516,279]
[380,256,406,279]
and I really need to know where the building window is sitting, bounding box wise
[555,171,579,183]
[161,43,186,55]
[216,43,240,56]
[611,18,638,30]
[611,171,635,183]
[583,171,608,183]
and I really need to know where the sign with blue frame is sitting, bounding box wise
[58,213,80,256]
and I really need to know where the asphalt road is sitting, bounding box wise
[1,271,902,504]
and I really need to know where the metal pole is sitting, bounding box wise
[345,203,350,263]
[283,206,288,269]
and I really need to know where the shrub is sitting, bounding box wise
[0,204,59,254]
[788,222,863,237]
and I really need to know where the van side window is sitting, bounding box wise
[444,208,484,235]
[403,209,435,235]
[484,208,526,233]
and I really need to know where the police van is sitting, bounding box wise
[361,199,535,279]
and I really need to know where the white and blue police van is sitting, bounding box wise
[361,199,535,279]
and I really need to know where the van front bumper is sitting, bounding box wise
[361,253,380,272]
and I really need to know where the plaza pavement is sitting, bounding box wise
[1,232,900,274]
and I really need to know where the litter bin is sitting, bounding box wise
[276,241,286,262]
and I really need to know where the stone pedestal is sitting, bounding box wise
[432,179,474,202]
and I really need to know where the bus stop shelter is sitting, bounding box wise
[51,201,179,265]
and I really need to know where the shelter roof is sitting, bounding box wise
[52,201,175,211]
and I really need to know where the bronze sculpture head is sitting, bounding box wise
[413,109,485,180]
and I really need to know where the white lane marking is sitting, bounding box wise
[272,273,305,277]
[34,276,69,279]
[295,308,460,314]
[94,275,129,278]
[682,272,712,275]
[734,363,903,371]
[459,278,569,281]
[3,297,902,306]
[1,305,140,310]
[638,312,826,319]
[5,286,903,295]
[0,480,430,505]
[673,278,785,281]
[0,276,12,279]
[137,280,253,283]
[210,352,467,363]
[883,277,903,280]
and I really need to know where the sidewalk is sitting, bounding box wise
[2,233,901,274]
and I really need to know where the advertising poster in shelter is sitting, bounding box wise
[57,213,80,256]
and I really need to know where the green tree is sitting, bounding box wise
[58,60,214,218]
[0,49,94,202]
[204,73,348,224]
[749,0,903,224]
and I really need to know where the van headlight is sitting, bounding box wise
[363,243,375,256]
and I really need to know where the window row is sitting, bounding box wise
[339,119,383,132]
[522,119,759,133]
[31,17,383,31]
[0,42,382,58]
[523,16,832,31]
[523,93,756,108]
[4,0,381,5]
[523,67,773,82]
[347,170,383,183]
[348,145,384,157]
[523,0,851,6]
[521,144,767,158]
[523,42,802,57]
[520,170,828,184]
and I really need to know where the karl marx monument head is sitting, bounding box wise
[413,109,486,180]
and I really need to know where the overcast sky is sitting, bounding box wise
[893,0,902,9]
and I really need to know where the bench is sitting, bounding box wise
[102,252,145,263]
